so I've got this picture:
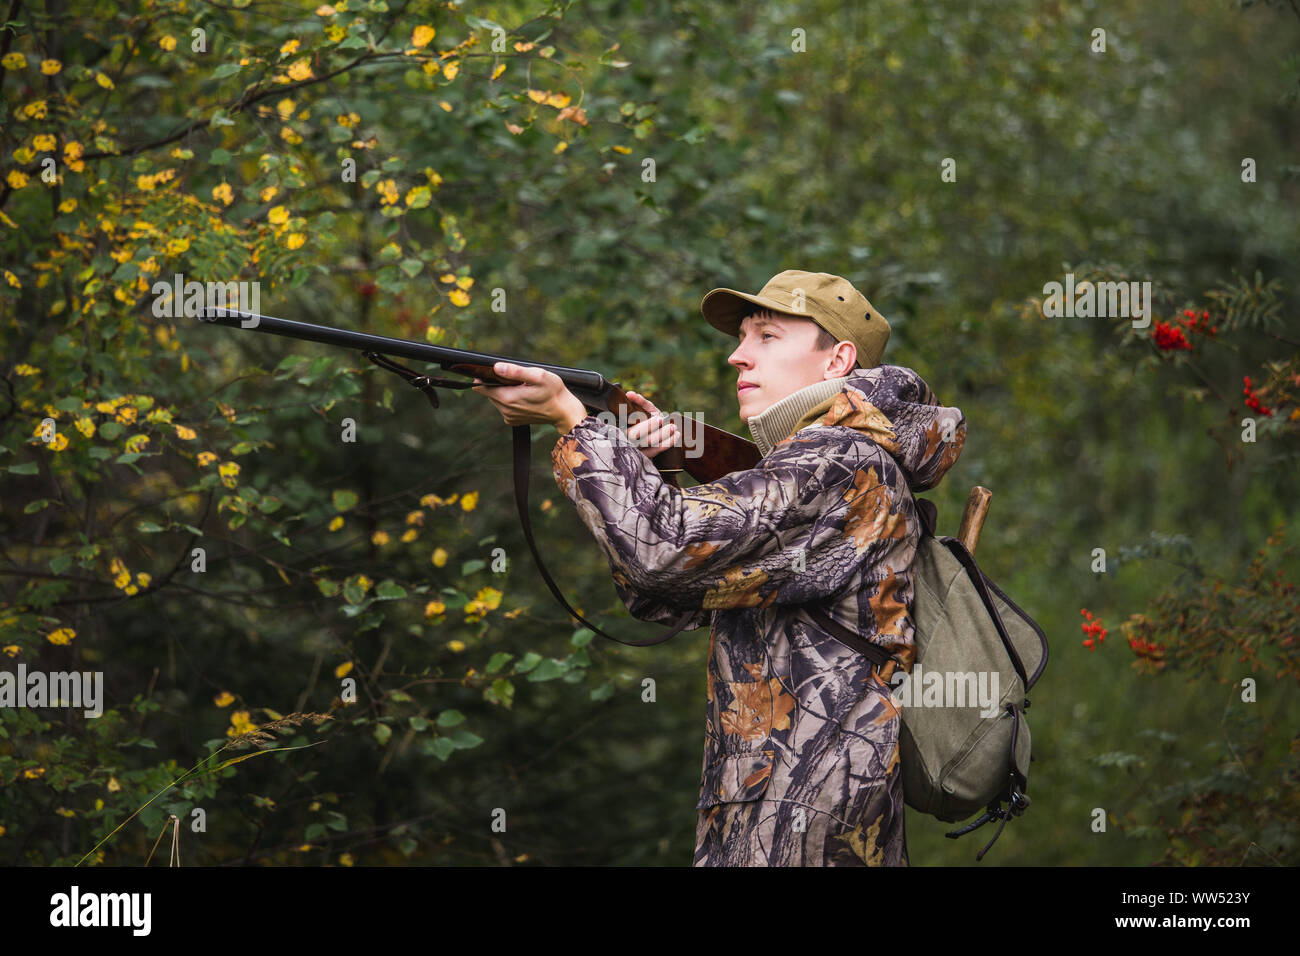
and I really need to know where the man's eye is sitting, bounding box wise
[761,332,775,340]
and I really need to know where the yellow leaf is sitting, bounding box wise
[58,198,77,213]
[46,628,76,645]
[424,600,446,617]
[431,547,448,568]
[1,52,27,70]
[442,61,459,81]
[412,24,436,48]
[339,853,354,866]
[491,63,505,80]
[158,35,176,52]
[439,101,453,112]
[173,424,196,440]
[32,134,56,151]
[448,288,470,307]
[197,451,217,467]
[401,528,418,543]
[261,185,280,202]
[212,182,234,205]
[371,530,390,546]
[95,72,114,89]
[460,491,479,511]
[286,232,306,250]
[316,4,337,15]
[280,39,300,56]
[527,89,547,104]
[40,58,62,74]
[107,776,122,792]
[24,768,45,779]
[446,640,466,653]
[328,516,344,532]
[214,691,235,707]
[287,59,313,81]
[268,205,290,225]
[335,661,353,678]
[612,145,632,155]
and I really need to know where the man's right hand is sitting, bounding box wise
[624,390,678,460]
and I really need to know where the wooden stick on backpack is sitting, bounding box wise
[957,486,993,554]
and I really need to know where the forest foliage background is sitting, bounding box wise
[1,0,1297,866]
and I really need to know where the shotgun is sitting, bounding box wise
[195,307,762,646]
[196,308,761,483]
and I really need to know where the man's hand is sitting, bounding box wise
[624,389,678,460]
[471,362,589,433]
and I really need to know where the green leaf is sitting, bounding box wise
[316,578,341,597]
[8,462,38,475]
[98,421,124,440]
[515,651,542,673]
[399,258,423,278]
[488,678,515,709]
[137,521,164,533]
[526,658,565,682]
[447,728,483,750]
[429,737,456,761]
[373,723,392,746]
[485,652,513,673]
[435,709,465,728]
[570,628,594,647]
[590,681,615,702]
[374,580,406,600]
[49,554,73,575]
[24,499,50,514]
[408,716,429,732]
[338,34,367,50]
[211,63,242,80]
[460,559,485,576]
[209,147,233,165]
[332,489,358,512]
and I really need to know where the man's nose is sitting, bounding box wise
[728,343,751,369]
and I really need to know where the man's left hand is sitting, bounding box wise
[471,362,589,434]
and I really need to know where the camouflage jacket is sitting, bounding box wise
[550,365,966,857]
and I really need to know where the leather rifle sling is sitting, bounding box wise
[361,350,697,646]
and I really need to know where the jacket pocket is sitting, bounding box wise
[696,749,775,810]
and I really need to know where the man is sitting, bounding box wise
[473,270,966,865]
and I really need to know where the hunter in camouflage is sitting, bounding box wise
[550,363,966,866]
[473,270,965,866]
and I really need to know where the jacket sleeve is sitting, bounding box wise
[550,416,909,614]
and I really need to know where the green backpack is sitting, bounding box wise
[807,493,1048,860]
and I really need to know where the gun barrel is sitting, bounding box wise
[197,308,609,392]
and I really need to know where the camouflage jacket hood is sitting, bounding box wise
[551,364,966,864]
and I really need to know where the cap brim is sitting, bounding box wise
[700,288,808,336]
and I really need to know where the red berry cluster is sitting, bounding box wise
[1242,376,1274,417]
[1080,607,1107,650]
[1152,320,1192,351]
[1128,632,1164,661]
[1177,309,1217,338]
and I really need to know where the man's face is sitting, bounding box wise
[728,311,847,420]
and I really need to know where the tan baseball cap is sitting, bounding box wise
[700,269,891,369]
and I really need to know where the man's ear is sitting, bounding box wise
[826,340,857,377]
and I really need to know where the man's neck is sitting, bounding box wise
[746,375,851,457]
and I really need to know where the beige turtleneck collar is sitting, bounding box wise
[746,375,851,457]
